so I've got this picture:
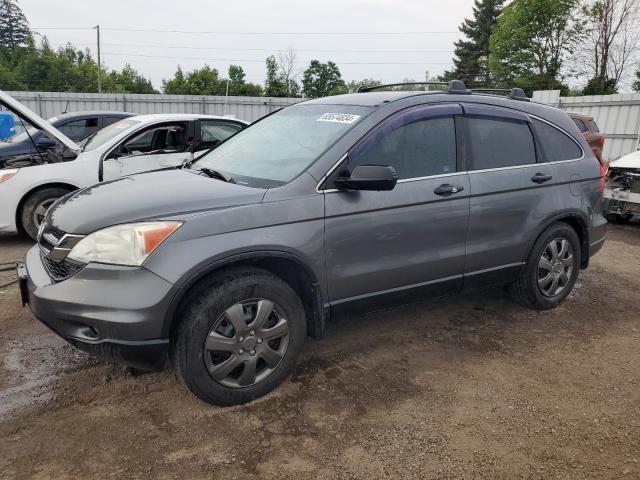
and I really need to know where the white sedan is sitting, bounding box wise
[0,90,248,239]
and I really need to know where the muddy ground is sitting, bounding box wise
[0,222,639,479]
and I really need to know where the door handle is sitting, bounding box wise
[434,184,464,196]
[531,173,553,184]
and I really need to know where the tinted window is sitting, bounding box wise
[57,118,98,141]
[532,119,582,162]
[104,116,126,127]
[572,118,588,133]
[199,120,243,149]
[589,120,600,132]
[349,115,457,180]
[466,117,536,169]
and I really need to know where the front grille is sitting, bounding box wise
[41,253,84,281]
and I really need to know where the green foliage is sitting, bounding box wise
[0,0,30,51]
[103,64,156,94]
[264,55,288,97]
[301,60,347,98]
[162,64,261,96]
[633,65,640,93]
[582,75,617,95]
[442,0,504,86]
[346,78,381,92]
[488,0,583,95]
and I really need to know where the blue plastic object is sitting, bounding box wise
[0,112,16,140]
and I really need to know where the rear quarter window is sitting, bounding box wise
[589,120,600,132]
[572,118,588,133]
[532,119,583,162]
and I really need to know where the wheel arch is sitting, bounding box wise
[163,251,327,342]
[15,182,79,233]
[525,210,590,269]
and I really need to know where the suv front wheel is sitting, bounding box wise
[509,222,581,310]
[172,268,307,406]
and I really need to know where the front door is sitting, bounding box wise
[103,122,194,180]
[322,104,470,308]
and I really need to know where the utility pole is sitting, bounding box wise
[93,25,102,93]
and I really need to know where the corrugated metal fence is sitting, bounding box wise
[2,91,303,124]
[533,90,640,161]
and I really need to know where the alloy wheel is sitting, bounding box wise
[32,197,58,231]
[203,299,290,388]
[537,237,574,297]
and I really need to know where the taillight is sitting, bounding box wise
[598,136,605,146]
[598,161,606,193]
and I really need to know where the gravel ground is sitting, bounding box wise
[0,222,639,479]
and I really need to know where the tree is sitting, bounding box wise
[104,64,156,94]
[227,64,262,96]
[442,0,504,86]
[577,0,640,94]
[264,55,288,97]
[346,78,381,92]
[277,47,301,96]
[633,64,640,91]
[488,0,583,95]
[301,60,347,98]
[0,0,30,52]
[162,66,187,94]
[162,65,223,95]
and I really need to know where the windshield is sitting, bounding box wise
[6,116,59,143]
[192,104,373,186]
[82,118,141,151]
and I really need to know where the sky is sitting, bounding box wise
[18,0,476,90]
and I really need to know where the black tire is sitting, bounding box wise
[172,267,307,406]
[20,187,71,240]
[604,212,632,224]
[509,222,581,310]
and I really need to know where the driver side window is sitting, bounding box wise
[113,124,188,158]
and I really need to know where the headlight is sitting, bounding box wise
[68,221,182,266]
[0,169,19,183]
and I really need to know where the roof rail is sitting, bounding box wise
[357,81,448,93]
[357,80,472,94]
[470,88,530,102]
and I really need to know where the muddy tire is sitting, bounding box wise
[20,187,71,240]
[172,268,307,406]
[509,222,581,310]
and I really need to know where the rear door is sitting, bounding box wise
[462,104,560,287]
[323,104,470,307]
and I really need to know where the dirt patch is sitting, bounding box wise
[1,224,639,479]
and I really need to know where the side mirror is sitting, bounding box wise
[36,137,57,150]
[334,165,398,191]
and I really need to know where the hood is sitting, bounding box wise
[609,150,640,170]
[47,169,267,234]
[0,90,80,153]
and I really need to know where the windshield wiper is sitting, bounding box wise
[197,167,235,183]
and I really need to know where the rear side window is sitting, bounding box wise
[466,116,536,170]
[572,118,588,133]
[199,120,244,150]
[104,116,126,127]
[532,119,582,162]
[57,117,99,141]
[589,120,600,132]
[349,115,457,179]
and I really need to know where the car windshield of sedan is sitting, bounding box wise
[81,118,141,151]
[192,104,373,186]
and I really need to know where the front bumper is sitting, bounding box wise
[20,245,176,370]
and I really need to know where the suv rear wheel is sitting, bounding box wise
[509,222,581,310]
[20,186,71,240]
[172,268,307,406]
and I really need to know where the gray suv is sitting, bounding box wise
[18,81,607,406]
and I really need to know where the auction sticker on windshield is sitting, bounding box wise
[316,113,361,124]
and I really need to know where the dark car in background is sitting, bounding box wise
[568,112,605,163]
[0,111,133,168]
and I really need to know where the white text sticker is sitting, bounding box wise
[316,113,361,124]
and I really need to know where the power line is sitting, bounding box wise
[53,42,455,54]
[101,51,454,65]
[35,26,459,35]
